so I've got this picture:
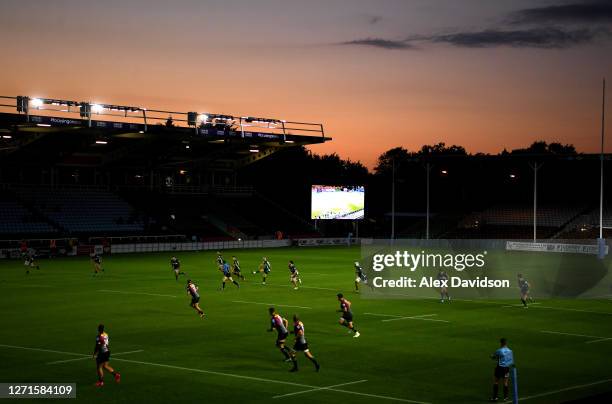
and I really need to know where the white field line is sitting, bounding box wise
[382,314,449,323]
[540,330,612,343]
[519,378,612,401]
[585,338,612,344]
[502,303,541,308]
[46,349,144,365]
[272,379,368,398]
[113,357,429,403]
[98,289,177,298]
[363,313,450,323]
[449,298,612,315]
[0,343,86,357]
[255,283,338,291]
[232,300,312,309]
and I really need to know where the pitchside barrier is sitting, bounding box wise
[109,239,291,254]
[506,241,609,255]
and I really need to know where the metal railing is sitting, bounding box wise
[0,94,326,138]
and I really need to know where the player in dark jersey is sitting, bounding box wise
[220,261,240,290]
[93,324,121,387]
[170,256,185,281]
[23,252,40,275]
[253,257,271,285]
[186,279,205,318]
[231,256,245,280]
[354,261,369,292]
[268,307,295,364]
[289,315,320,372]
[438,270,451,302]
[216,251,224,271]
[91,253,103,276]
[337,293,360,337]
[517,274,532,308]
[288,260,301,290]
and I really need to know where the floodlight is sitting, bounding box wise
[31,98,44,108]
[91,104,104,114]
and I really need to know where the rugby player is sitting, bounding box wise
[267,307,295,363]
[438,269,451,302]
[221,261,240,290]
[170,256,185,281]
[489,337,514,402]
[216,251,224,271]
[337,293,360,337]
[253,257,271,285]
[231,256,245,280]
[93,324,120,387]
[289,314,320,372]
[288,260,301,290]
[91,253,103,276]
[23,252,40,275]
[517,274,532,308]
[354,261,368,292]
[186,279,205,318]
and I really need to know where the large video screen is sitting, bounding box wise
[311,185,365,220]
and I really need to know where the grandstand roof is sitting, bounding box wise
[0,95,330,170]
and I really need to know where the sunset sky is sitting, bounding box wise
[1,0,611,168]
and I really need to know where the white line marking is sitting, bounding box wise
[519,378,612,401]
[46,350,144,365]
[114,357,427,403]
[540,330,611,341]
[502,303,541,308]
[364,312,403,318]
[363,313,449,323]
[98,289,177,298]
[272,379,368,398]
[382,314,449,323]
[0,343,430,403]
[232,300,312,309]
[585,338,612,344]
[0,343,87,358]
[258,283,338,291]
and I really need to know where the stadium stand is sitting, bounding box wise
[477,204,585,227]
[0,193,57,234]
[14,186,145,234]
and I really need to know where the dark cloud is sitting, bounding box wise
[340,37,413,50]
[510,1,612,25]
[426,27,601,49]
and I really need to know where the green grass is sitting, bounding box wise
[0,246,611,403]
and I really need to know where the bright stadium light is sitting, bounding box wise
[198,114,208,122]
[91,104,104,114]
[36,124,51,127]
[2,135,12,139]
[249,149,260,153]
[95,140,108,145]
[509,174,517,179]
[31,98,44,108]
